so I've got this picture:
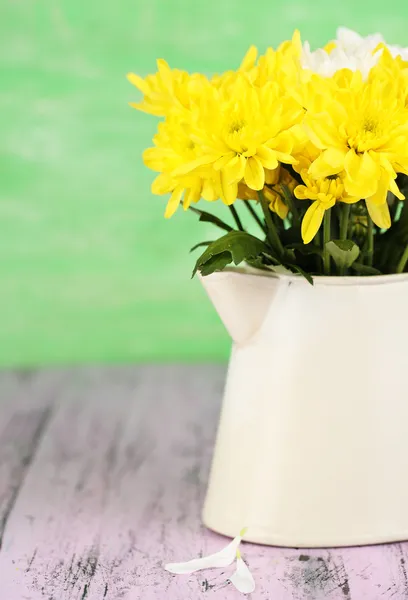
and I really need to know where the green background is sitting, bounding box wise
[1,0,408,367]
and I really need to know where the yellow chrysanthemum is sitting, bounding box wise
[143,119,220,217]
[304,63,408,228]
[173,74,302,205]
[372,48,408,107]
[127,60,209,117]
[295,171,359,243]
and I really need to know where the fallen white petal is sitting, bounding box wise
[229,555,255,594]
[165,528,247,575]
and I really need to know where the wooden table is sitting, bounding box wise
[1,366,408,600]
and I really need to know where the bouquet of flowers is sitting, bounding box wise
[128,28,408,281]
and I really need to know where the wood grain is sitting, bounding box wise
[0,371,60,550]
[1,366,408,599]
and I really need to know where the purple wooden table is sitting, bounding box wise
[0,366,407,599]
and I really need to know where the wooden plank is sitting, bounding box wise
[0,371,59,551]
[1,366,408,599]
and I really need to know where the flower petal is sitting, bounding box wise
[301,201,325,244]
[389,177,405,201]
[344,150,378,197]
[165,531,246,575]
[309,152,342,179]
[127,72,150,95]
[304,116,342,150]
[213,153,236,171]
[223,155,246,184]
[256,146,279,170]
[294,184,310,200]
[220,171,239,204]
[152,173,174,195]
[324,147,347,168]
[164,186,184,219]
[245,156,265,190]
[183,180,202,210]
[366,200,391,229]
[240,45,258,71]
[172,155,219,177]
[229,553,255,594]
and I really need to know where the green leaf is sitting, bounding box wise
[286,263,314,285]
[287,242,323,258]
[283,248,296,262]
[188,206,233,232]
[261,252,280,266]
[192,230,266,277]
[351,262,382,276]
[190,241,213,253]
[199,252,232,276]
[326,239,360,270]
[246,256,272,271]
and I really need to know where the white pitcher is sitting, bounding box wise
[200,268,408,547]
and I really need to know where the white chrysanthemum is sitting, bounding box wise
[301,27,408,79]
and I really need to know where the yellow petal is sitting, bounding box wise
[268,131,294,156]
[301,201,325,244]
[276,152,296,165]
[165,186,184,219]
[183,180,202,209]
[220,171,238,205]
[213,153,236,171]
[156,59,173,89]
[172,155,218,176]
[256,147,279,170]
[239,45,258,71]
[202,178,219,201]
[265,189,289,219]
[129,101,152,114]
[366,200,391,229]
[389,178,405,201]
[324,147,347,168]
[223,155,246,184]
[309,152,342,179]
[244,156,265,190]
[344,150,378,197]
[143,147,169,171]
[127,72,150,94]
[265,166,280,185]
[304,116,342,150]
[152,173,174,195]
[294,185,310,200]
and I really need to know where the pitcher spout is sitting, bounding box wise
[199,269,280,345]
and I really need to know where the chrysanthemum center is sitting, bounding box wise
[228,119,246,134]
[347,116,383,152]
[362,118,379,134]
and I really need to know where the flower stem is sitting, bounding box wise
[258,190,284,257]
[366,215,374,267]
[340,204,351,240]
[339,204,351,276]
[228,204,244,231]
[323,209,331,275]
[242,200,266,233]
[281,185,300,225]
[397,243,408,273]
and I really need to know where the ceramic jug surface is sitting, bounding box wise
[200,269,408,547]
